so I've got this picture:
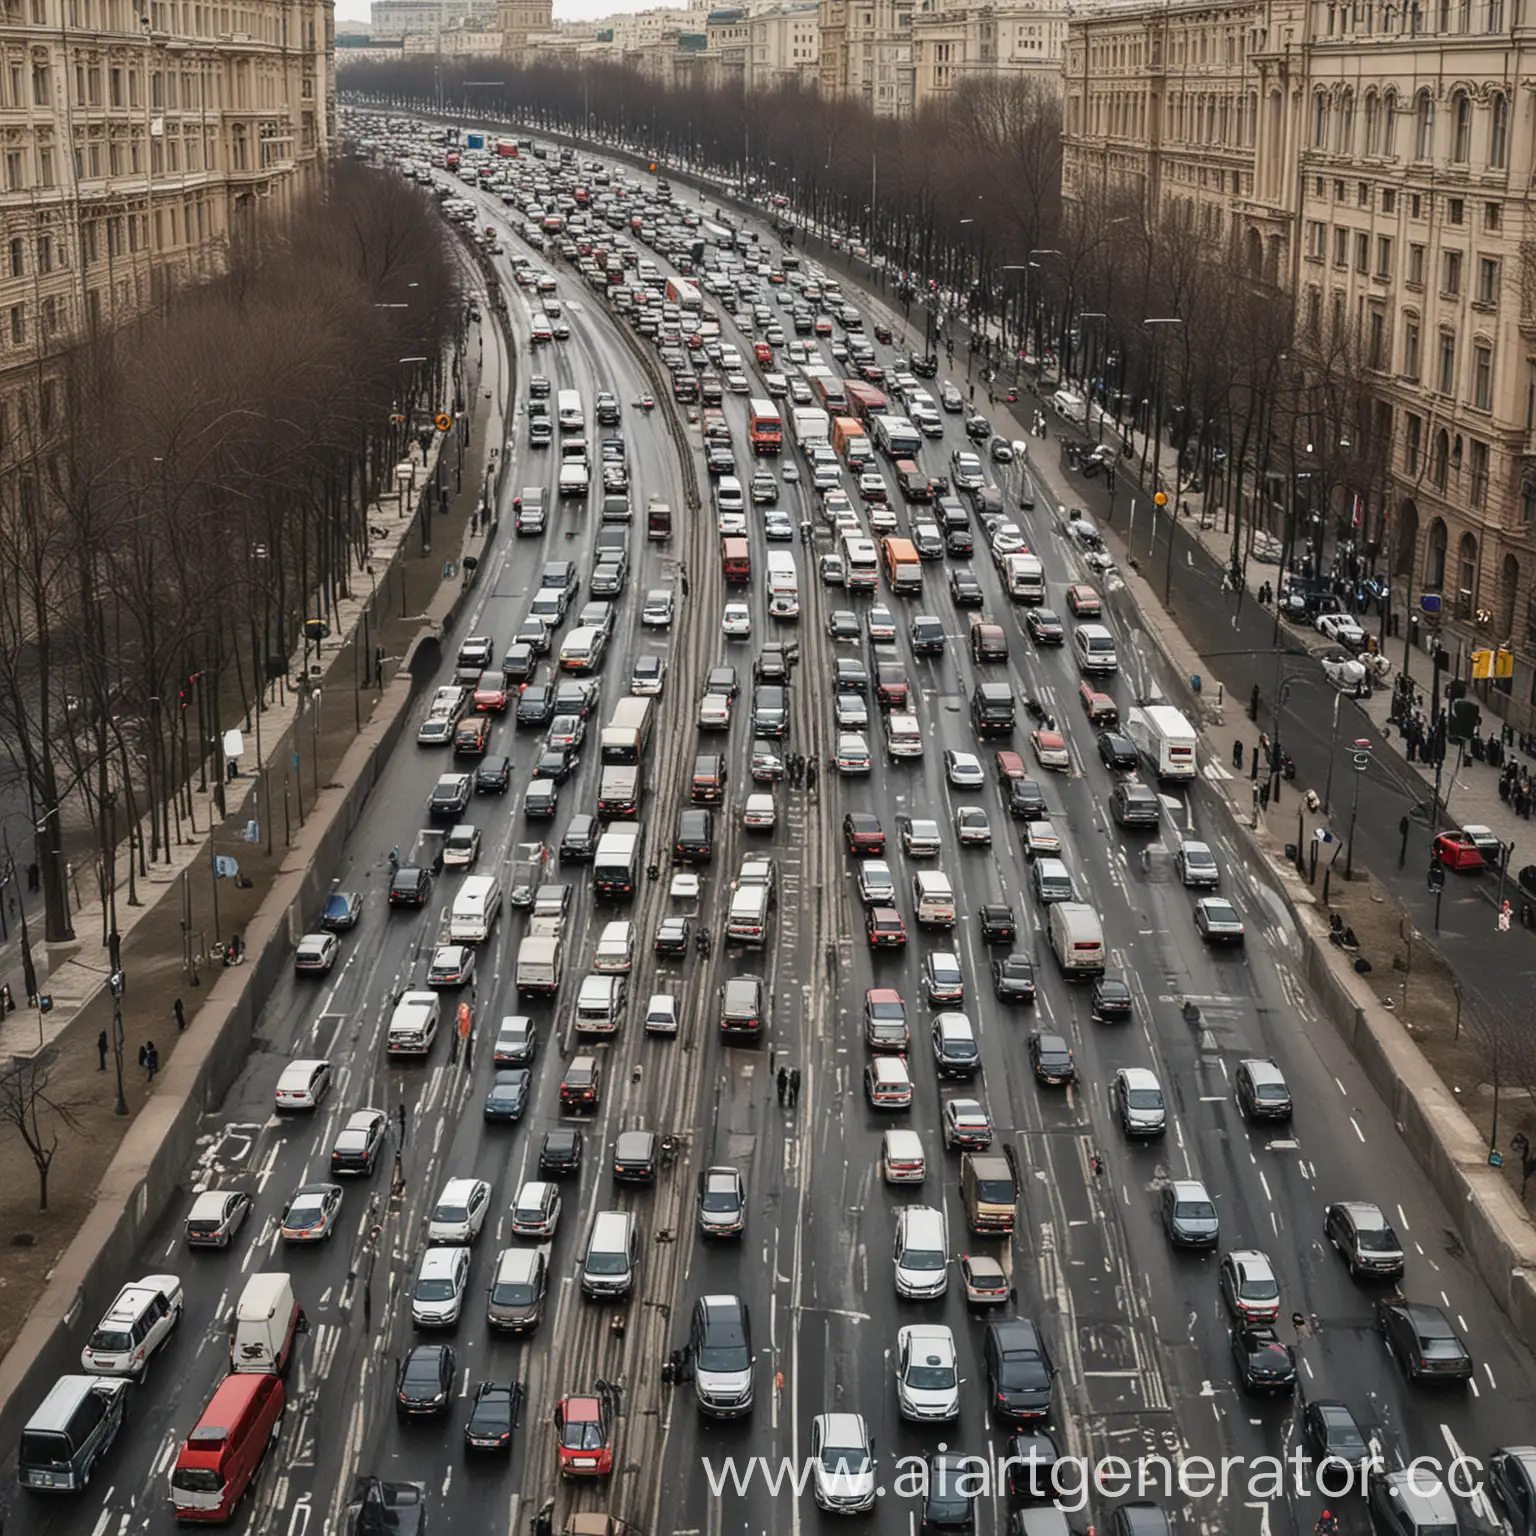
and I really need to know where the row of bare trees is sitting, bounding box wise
[0,161,459,951]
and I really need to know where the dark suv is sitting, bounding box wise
[1111,781,1160,828]
[675,808,715,863]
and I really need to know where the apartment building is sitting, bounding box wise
[838,0,913,115]
[370,0,499,39]
[1065,0,1536,723]
[911,0,1069,110]
[0,0,332,453]
[498,0,554,56]
[748,3,820,91]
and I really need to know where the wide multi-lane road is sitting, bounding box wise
[17,124,1536,1536]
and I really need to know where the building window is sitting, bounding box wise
[1485,202,1501,231]
[1368,309,1387,369]
[1410,191,1421,218]
[1489,92,1508,169]
[1438,330,1457,394]
[1473,342,1493,410]
[1442,250,1462,295]
[1376,236,1392,277]
[1333,227,1349,267]
[1355,231,1369,272]
[1363,91,1380,154]
[6,238,20,278]
[1307,221,1326,259]
[36,234,50,274]
[1414,89,1434,159]
[30,63,47,106]
[1403,315,1421,378]
[8,304,22,345]
[1469,439,1489,510]
[1430,430,1450,492]
[1478,257,1499,306]
[1382,92,1398,156]
[1405,412,1422,474]
[1408,243,1425,286]
[1357,180,1370,207]
[1313,90,1329,148]
[1451,90,1471,162]
[1382,189,1396,213]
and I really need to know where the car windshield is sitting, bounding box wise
[585,1252,627,1275]
[1240,1274,1279,1299]
[563,1419,604,1449]
[906,1361,955,1390]
[414,1279,457,1301]
[433,1203,468,1224]
[287,1198,326,1221]
[822,1446,871,1475]
[1422,1336,1465,1359]
[974,1178,1012,1202]
[1126,1089,1163,1109]
[1175,1201,1216,1220]
[903,1247,945,1271]
[702,1185,739,1212]
[1357,1224,1399,1251]
[493,1282,534,1306]
[88,1326,134,1352]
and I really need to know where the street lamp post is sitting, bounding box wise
[1322,688,1344,815]
[109,966,127,1116]
[1345,738,1371,879]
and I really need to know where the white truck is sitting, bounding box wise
[515,931,564,995]
[791,406,831,455]
[229,1273,302,1375]
[872,415,922,459]
[1001,552,1045,604]
[1125,704,1198,782]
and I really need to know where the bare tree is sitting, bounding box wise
[0,1050,86,1211]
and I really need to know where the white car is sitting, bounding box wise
[990,522,1026,556]
[763,510,795,541]
[857,859,895,905]
[810,1412,877,1512]
[943,750,985,788]
[896,1324,960,1420]
[835,693,870,730]
[901,817,943,856]
[722,602,752,637]
[1023,820,1062,858]
[81,1275,184,1377]
[645,993,679,1035]
[717,509,748,536]
[274,1058,332,1111]
[427,1177,492,1244]
[509,1179,562,1239]
[1317,611,1366,649]
[866,606,897,642]
[743,793,776,830]
[641,589,675,627]
[880,1128,926,1183]
[836,733,872,774]
[426,943,475,988]
[294,932,340,974]
[698,693,733,729]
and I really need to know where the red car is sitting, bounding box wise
[1433,832,1484,872]
[995,749,1027,784]
[1031,729,1070,771]
[1066,584,1101,617]
[1078,682,1117,727]
[754,341,774,364]
[866,906,907,949]
[843,812,885,856]
[473,674,509,713]
[555,1394,613,1478]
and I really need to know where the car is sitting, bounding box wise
[644,992,680,1036]
[863,987,909,1050]
[835,692,869,730]
[183,1189,253,1248]
[493,1014,537,1067]
[954,805,992,847]
[538,1128,584,1179]
[978,903,1015,944]
[865,905,907,949]
[749,741,784,781]
[697,1166,746,1238]
[948,566,984,606]
[986,1318,1055,1421]
[1087,975,1131,1021]
[957,1254,1009,1308]
[864,1055,914,1108]
[612,1129,659,1183]
[560,1056,602,1110]
[483,1070,531,1123]
[750,471,777,504]
[1030,729,1069,771]
[1194,896,1245,944]
[507,1181,562,1242]
[896,1324,959,1420]
[516,686,556,727]
[1005,1428,1065,1501]
[1433,830,1484,871]
[721,601,752,637]
[900,816,943,855]
[1028,1031,1075,1085]
[940,381,964,411]
[80,1274,184,1377]
[631,654,666,695]
[330,1109,388,1175]
[1111,781,1160,827]
[836,733,872,773]
[275,1058,332,1110]
[428,1177,491,1244]
[931,1012,979,1077]
[820,553,846,585]
[1232,1325,1297,1394]
[1220,1250,1281,1322]
[834,657,870,694]
[810,1412,877,1513]
[1301,1400,1371,1468]
[1175,840,1220,886]
[843,812,885,855]
[279,1181,343,1243]
[1030,858,1074,904]
[1025,607,1065,645]
[561,815,599,861]
[866,604,897,642]
[396,1344,455,1418]
[1006,775,1047,820]
[294,932,340,974]
[427,943,475,988]
[697,692,733,730]
[442,823,482,869]
[556,1393,614,1477]
[464,1381,522,1453]
[1113,1066,1166,1135]
[922,1454,979,1534]
[991,954,1036,1004]
[1324,1201,1405,1279]
[909,614,946,654]
[1022,820,1062,859]
[1317,611,1367,648]
[1235,1058,1292,1121]
[1321,647,1370,693]
[943,750,984,788]
[827,609,859,641]
[1065,584,1101,617]
[1161,1179,1219,1246]
[942,1098,993,1151]
[320,890,363,930]
[1377,1298,1475,1381]
[857,859,896,905]
[923,950,965,1004]
[654,916,690,956]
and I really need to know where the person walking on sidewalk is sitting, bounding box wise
[776,1067,789,1107]
[97,1030,109,1071]
[173,997,186,1032]
[806,756,818,796]
[789,1068,802,1107]
[145,1042,159,1083]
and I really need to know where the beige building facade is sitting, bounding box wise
[911,0,1067,110]
[498,0,553,56]
[0,0,332,452]
[1065,0,1536,722]
[748,3,820,90]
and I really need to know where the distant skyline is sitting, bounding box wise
[338,0,689,25]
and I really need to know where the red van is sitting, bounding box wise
[721,537,751,585]
[170,1372,285,1522]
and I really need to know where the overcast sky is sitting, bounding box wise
[338,0,689,27]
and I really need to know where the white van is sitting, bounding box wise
[386,991,441,1056]
[593,921,634,973]
[912,870,956,926]
[885,713,923,759]
[515,933,564,994]
[581,1211,639,1298]
[575,973,626,1033]
[726,883,773,947]
[715,475,744,514]
[559,626,605,674]
[449,875,502,943]
[557,388,585,432]
[1047,902,1106,978]
[229,1273,301,1374]
[1072,623,1118,675]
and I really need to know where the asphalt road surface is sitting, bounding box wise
[17,122,1536,1536]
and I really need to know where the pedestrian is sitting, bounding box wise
[0,983,11,1015]
[137,1042,148,1071]
[173,997,186,1032]
[806,757,818,795]
[97,1029,109,1070]
[789,1067,802,1106]
[776,1066,788,1106]
[145,1042,159,1083]
[397,1101,408,1145]
[25,862,38,893]
[679,562,690,597]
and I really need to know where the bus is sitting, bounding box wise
[721,536,752,584]
[748,399,782,455]
[844,382,888,424]
[843,535,880,592]
[601,697,654,763]
[804,369,848,415]
[765,550,800,620]
[701,220,736,250]
[665,276,701,312]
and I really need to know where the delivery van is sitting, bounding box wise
[16,1374,128,1492]
[913,870,956,926]
[449,875,502,943]
[229,1273,302,1375]
[386,991,441,1057]
[169,1371,285,1522]
[1047,902,1106,979]
[575,973,626,1033]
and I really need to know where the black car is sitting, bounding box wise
[921,1454,978,1535]
[964,413,992,441]
[707,664,740,699]
[612,1129,660,1183]
[484,1069,532,1123]
[1007,777,1047,820]
[539,1128,584,1178]
[705,442,735,475]
[533,747,579,783]
[909,616,946,655]
[343,1480,425,1536]
[464,1381,523,1452]
[978,903,1015,944]
[560,813,599,861]
[753,644,790,682]
[1027,1031,1075,1085]
[909,352,938,378]
[476,755,512,794]
[1376,1298,1474,1381]
[1106,1504,1171,1536]
[992,954,1036,1003]
[1096,731,1138,770]
[834,658,869,694]
[501,643,536,683]
[397,1344,456,1418]
[949,568,984,607]
[1091,976,1133,1020]
[984,1319,1055,1421]
[1112,782,1161,827]
[1488,1447,1536,1533]
[389,867,432,908]
[516,685,556,727]
[1024,608,1064,645]
[945,527,975,558]
[1231,1326,1297,1394]
[554,679,601,719]
[428,774,472,819]
[1301,1400,1370,1467]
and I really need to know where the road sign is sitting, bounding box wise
[1154,491,1168,507]
[1419,593,1443,614]
[434,412,454,432]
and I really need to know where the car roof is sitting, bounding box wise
[1170,1179,1209,1198]
[1121,1066,1160,1089]
[438,1177,483,1200]
[817,1410,868,1444]
[900,1322,955,1355]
